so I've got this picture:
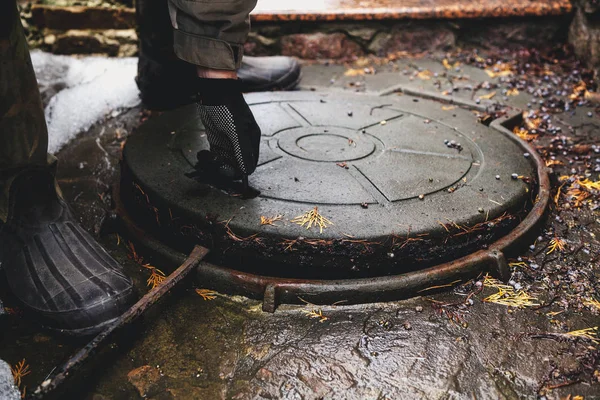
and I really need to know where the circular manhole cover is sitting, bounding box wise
[121,92,538,279]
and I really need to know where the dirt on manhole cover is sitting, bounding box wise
[121,92,537,279]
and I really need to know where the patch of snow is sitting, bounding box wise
[0,360,20,400]
[30,51,140,154]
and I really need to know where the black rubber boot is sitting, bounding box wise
[0,168,135,336]
[186,78,261,197]
[138,55,301,111]
[135,0,300,111]
[237,56,301,93]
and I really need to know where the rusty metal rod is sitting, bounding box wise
[29,245,209,399]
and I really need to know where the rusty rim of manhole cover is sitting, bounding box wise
[117,92,549,311]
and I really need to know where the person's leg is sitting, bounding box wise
[167,0,257,72]
[168,0,262,191]
[136,0,198,109]
[135,0,301,110]
[0,0,49,222]
[0,1,135,336]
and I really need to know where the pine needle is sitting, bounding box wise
[281,238,299,251]
[546,237,567,255]
[509,261,529,269]
[196,289,218,301]
[483,275,539,308]
[260,215,283,226]
[566,327,599,344]
[418,279,462,293]
[291,207,333,233]
[11,359,31,387]
[142,264,166,289]
[298,297,329,323]
[584,299,600,312]
[302,309,329,323]
[127,241,144,264]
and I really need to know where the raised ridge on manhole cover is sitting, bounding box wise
[121,92,538,279]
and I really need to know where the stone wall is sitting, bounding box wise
[246,18,568,60]
[22,4,570,60]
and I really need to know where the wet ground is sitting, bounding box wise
[1,44,600,399]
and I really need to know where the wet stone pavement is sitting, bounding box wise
[1,46,600,400]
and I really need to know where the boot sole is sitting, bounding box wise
[239,66,303,93]
[42,285,136,337]
[0,260,135,338]
[46,315,119,337]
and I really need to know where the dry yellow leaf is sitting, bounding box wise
[479,91,497,100]
[354,57,371,67]
[513,126,538,142]
[344,68,364,77]
[485,68,514,78]
[442,59,461,70]
[416,70,433,80]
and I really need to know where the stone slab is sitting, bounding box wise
[30,0,571,31]
[301,60,535,111]
[253,0,572,21]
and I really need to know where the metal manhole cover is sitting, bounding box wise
[121,92,539,279]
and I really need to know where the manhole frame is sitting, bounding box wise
[116,110,550,312]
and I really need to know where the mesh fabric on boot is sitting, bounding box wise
[196,78,261,178]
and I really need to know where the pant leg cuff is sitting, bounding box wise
[173,30,243,71]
